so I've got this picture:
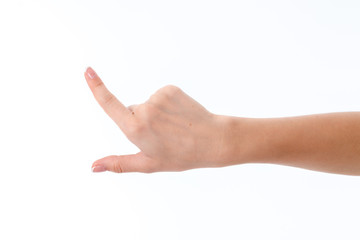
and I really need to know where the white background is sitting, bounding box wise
[1,0,360,239]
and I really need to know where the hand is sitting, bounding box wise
[84,67,230,173]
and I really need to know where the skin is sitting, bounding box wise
[85,67,360,175]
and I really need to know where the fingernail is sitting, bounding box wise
[86,67,96,79]
[92,165,106,173]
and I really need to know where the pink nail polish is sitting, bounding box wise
[86,67,96,79]
[92,165,106,173]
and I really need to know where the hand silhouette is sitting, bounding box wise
[85,67,230,173]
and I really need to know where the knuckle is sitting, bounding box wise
[162,85,181,96]
[102,93,115,106]
[141,104,156,121]
[110,156,123,173]
[149,92,166,105]
[94,80,104,89]
[113,164,123,173]
[149,85,181,105]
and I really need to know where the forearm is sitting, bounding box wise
[85,68,360,175]
[224,112,360,175]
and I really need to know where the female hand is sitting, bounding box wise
[85,67,230,173]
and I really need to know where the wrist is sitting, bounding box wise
[212,115,251,167]
[215,115,274,167]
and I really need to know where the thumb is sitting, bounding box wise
[91,152,156,173]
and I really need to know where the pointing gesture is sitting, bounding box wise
[85,67,132,132]
[84,67,229,173]
[85,67,360,176]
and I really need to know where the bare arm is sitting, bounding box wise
[85,67,360,175]
[229,112,360,175]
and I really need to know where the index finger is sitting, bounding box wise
[84,67,131,130]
